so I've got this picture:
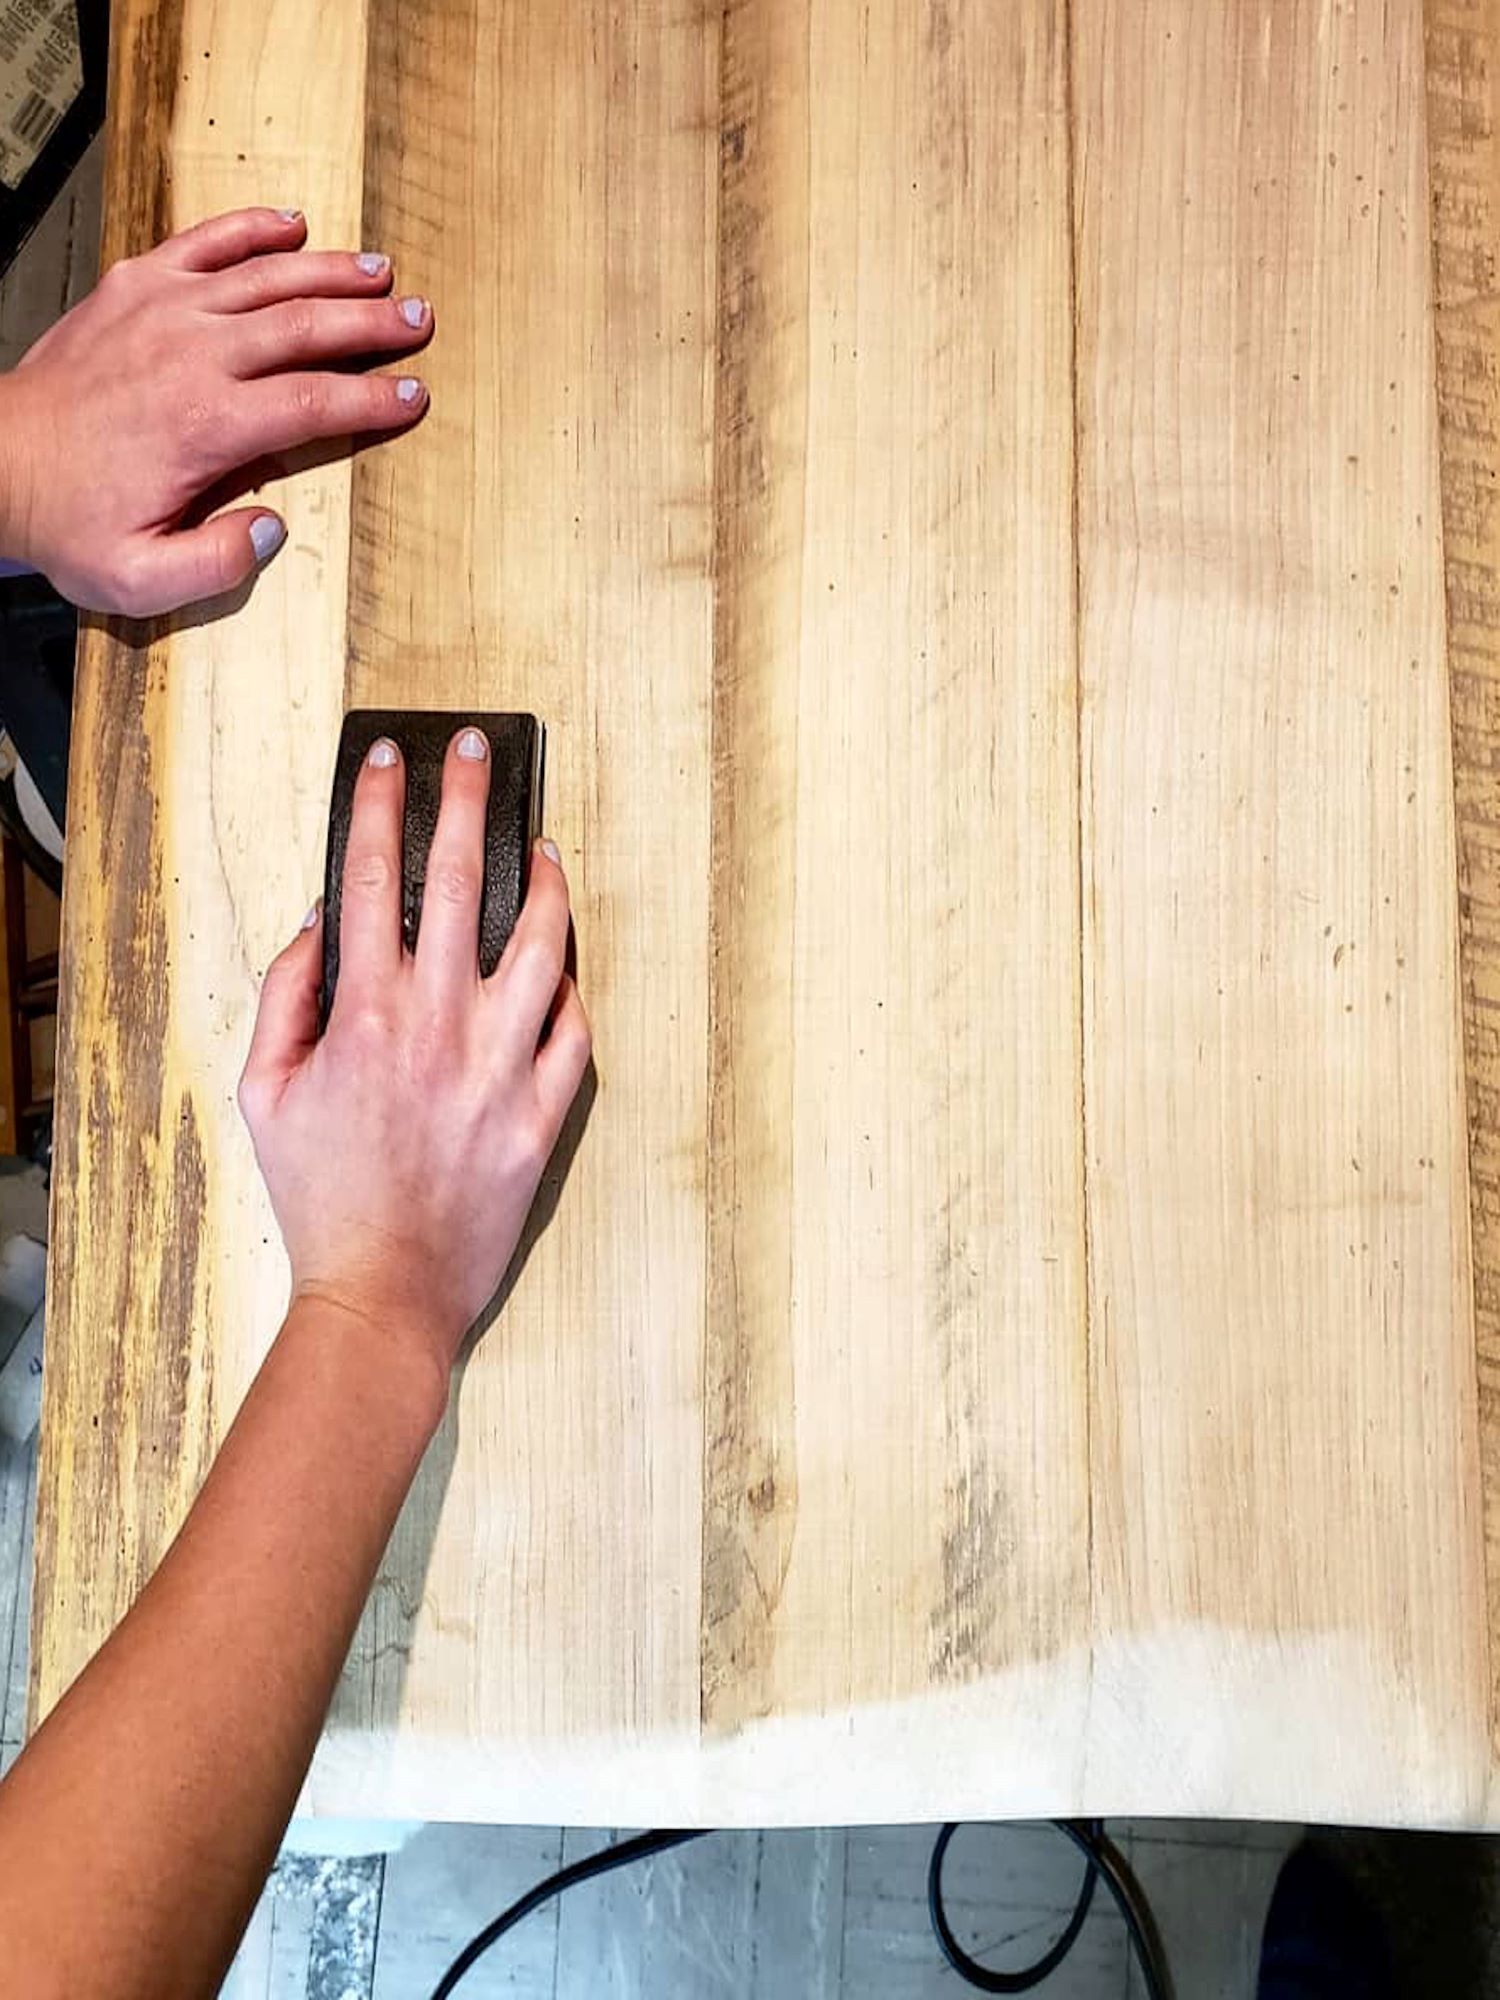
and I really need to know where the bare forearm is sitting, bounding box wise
[0,1295,446,1999]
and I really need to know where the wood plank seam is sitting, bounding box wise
[1062,0,1099,1746]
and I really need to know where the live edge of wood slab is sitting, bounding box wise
[26,0,1500,1830]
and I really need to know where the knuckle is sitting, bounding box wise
[194,531,237,599]
[562,1011,593,1067]
[236,1067,267,1126]
[427,858,480,908]
[239,259,277,306]
[169,384,223,467]
[516,925,564,988]
[511,1109,553,1174]
[277,299,317,347]
[288,375,329,424]
[338,1000,393,1053]
[266,935,304,979]
[342,847,396,899]
[107,544,153,618]
[100,255,138,297]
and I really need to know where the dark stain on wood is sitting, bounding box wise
[37,609,218,1710]
[104,0,186,261]
[31,0,217,1723]
[346,0,480,696]
[701,0,810,1729]
[931,1462,1011,1677]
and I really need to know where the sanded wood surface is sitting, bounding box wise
[1426,0,1500,1791]
[703,0,1088,1732]
[29,0,1500,1827]
[1076,0,1488,1812]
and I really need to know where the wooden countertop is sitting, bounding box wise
[30,0,1500,1828]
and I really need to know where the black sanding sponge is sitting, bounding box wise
[321,709,544,1022]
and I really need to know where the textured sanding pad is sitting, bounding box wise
[321,710,544,1021]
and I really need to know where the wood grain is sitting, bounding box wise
[331,0,717,1755]
[1076,0,1489,1813]
[34,0,204,1712]
[704,0,1088,1729]
[31,0,1500,1826]
[1425,0,1500,1787]
[33,0,367,1714]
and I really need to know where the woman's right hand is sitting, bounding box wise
[238,725,591,1380]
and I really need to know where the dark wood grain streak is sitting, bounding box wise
[1425,0,1500,1759]
[701,0,810,1728]
[30,0,217,1722]
[345,0,481,701]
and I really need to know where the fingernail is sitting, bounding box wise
[456,727,488,762]
[396,376,424,405]
[368,738,399,768]
[356,251,390,276]
[249,515,285,563]
[301,899,321,930]
[399,296,428,329]
[277,207,303,223]
[540,838,562,866]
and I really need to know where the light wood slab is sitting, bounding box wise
[30,0,1500,1827]
[1076,0,1488,1817]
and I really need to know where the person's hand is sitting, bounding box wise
[238,727,592,1375]
[0,206,433,616]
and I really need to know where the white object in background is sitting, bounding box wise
[0,1233,44,1331]
[0,734,64,867]
[281,1817,423,1859]
[14,759,62,865]
[0,1298,43,1441]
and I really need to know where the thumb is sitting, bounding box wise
[134,509,287,614]
[240,902,324,1120]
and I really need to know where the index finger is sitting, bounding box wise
[151,206,308,272]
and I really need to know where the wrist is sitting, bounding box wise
[281,1286,452,1451]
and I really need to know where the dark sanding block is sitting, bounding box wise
[321,709,544,1021]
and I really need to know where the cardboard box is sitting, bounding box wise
[0,1,105,280]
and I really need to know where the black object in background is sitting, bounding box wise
[321,710,544,1023]
[0,570,73,836]
[428,1822,1173,1999]
[0,1,108,281]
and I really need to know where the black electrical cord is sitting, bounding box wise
[927,1820,1097,1991]
[428,1817,1171,1999]
[929,1820,1172,1999]
[1055,1822,1171,2000]
[427,1829,706,2000]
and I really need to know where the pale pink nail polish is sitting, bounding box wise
[396,377,424,405]
[540,839,562,866]
[301,900,320,930]
[368,738,398,768]
[456,728,487,761]
[399,297,427,329]
[356,251,390,277]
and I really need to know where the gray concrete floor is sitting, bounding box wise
[221,1818,1298,2000]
